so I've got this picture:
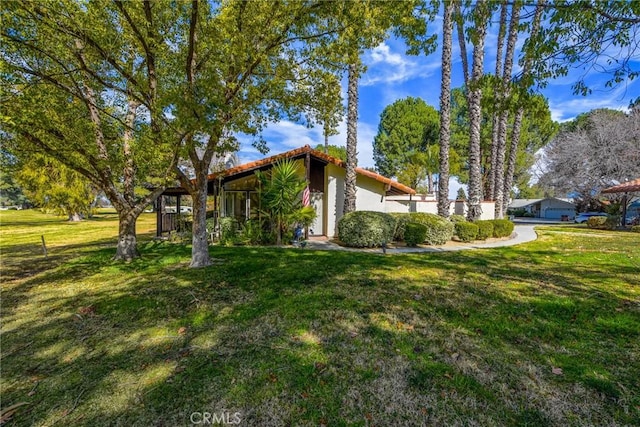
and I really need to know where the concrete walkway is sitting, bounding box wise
[303,224,538,253]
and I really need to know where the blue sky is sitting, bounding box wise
[236,13,639,176]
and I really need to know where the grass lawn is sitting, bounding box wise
[1,210,639,426]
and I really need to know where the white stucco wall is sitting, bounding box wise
[326,164,388,237]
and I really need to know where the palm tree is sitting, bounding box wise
[343,62,359,215]
[437,0,454,217]
[255,159,307,245]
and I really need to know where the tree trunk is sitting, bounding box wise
[190,171,211,268]
[493,3,521,219]
[502,106,525,213]
[324,126,329,154]
[114,209,139,261]
[437,0,454,217]
[343,62,359,215]
[68,212,83,221]
[466,0,489,221]
[488,1,508,201]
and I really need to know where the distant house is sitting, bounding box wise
[158,145,415,238]
[509,197,576,220]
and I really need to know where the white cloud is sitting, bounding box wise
[361,42,442,87]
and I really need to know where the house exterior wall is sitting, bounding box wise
[326,163,387,237]
[540,199,575,219]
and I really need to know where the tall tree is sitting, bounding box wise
[493,1,522,218]
[463,0,491,221]
[373,97,440,189]
[343,62,359,215]
[502,0,546,212]
[437,1,455,216]
[539,109,640,203]
[1,0,183,260]
[488,1,509,201]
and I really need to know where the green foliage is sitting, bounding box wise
[373,97,440,189]
[456,187,467,200]
[389,212,410,241]
[219,217,238,246]
[314,144,347,162]
[455,221,479,242]
[449,214,467,223]
[490,219,515,238]
[404,222,428,247]
[338,211,396,248]
[475,220,494,241]
[255,159,311,245]
[450,87,557,188]
[587,216,611,230]
[630,225,640,233]
[16,154,95,219]
[409,213,454,245]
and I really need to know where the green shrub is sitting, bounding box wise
[455,221,479,242]
[491,219,515,238]
[586,216,607,229]
[389,212,411,241]
[409,213,454,245]
[631,225,640,233]
[404,222,428,247]
[219,217,238,245]
[449,214,467,223]
[338,211,396,248]
[475,220,494,240]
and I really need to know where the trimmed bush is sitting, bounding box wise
[586,216,608,229]
[475,220,494,240]
[449,214,467,223]
[409,213,454,245]
[490,219,515,238]
[404,222,428,247]
[389,212,411,241]
[338,211,396,248]
[631,225,640,233]
[455,221,479,242]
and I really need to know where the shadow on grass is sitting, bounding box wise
[2,239,639,425]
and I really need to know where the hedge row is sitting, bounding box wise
[338,211,515,247]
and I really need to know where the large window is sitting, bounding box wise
[224,191,248,223]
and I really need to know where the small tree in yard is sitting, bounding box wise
[255,159,313,246]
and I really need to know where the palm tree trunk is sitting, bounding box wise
[494,2,521,219]
[437,0,454,217]
[344,62,359,215]
[466,0,489,221]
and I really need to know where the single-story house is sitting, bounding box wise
[508,197,576,220]
[158,145,416,238]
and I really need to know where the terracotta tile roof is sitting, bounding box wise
[601,178,640,193]
[208,145,416,195]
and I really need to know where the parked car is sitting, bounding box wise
[574,212,607,223]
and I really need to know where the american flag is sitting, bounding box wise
[302,186,310,207]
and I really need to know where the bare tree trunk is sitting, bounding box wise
[344,62,359,215]
[437,0,454,217]
[68,212,83,222]
[488,1,508,200]
[466,0,489,221]
[494,2,521,219]
[324,125,329,154]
